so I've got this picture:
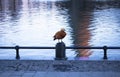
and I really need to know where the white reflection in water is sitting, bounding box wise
[89,8,120,59]
[90,8,120,46]
[0,0,74,60]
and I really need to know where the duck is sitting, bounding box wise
[53,28,66,42]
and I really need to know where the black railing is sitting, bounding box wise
[0,42,120,60]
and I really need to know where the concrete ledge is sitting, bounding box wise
[0,60,120,72]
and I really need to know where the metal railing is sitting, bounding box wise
[0,42,120,60]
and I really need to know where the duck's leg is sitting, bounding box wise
[60,39,63,42]
[58,39,60,42]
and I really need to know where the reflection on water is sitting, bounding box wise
[0,0,74,60]
[71,0,120,60]
[0,0,120,60]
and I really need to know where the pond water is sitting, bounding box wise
[0,0,120,60]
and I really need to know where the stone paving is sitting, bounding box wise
[0,71,120,77]
[0,60,120,72]
[0,60,120,77]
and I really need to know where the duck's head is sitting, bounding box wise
[60,28,65,31]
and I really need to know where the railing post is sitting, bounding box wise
[55,42,67,60]
[15,45,20,60]
[103,46,108,59]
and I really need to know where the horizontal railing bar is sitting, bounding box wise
[66,47,120,49]
[106,47,120,49]
[0,46,55,49]
[66,47,103,49]
[0,47,15,49]
[0,46,120,49]
[19,47,55,49]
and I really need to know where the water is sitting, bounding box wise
[0,0,120,60]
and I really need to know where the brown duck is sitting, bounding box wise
[53,28,66,42]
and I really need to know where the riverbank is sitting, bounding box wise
[0,60,120,72]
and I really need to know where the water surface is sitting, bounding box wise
[0,0,120,60]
